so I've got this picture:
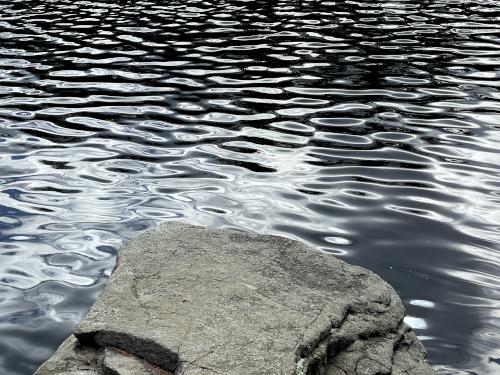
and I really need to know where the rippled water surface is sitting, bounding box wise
[0,0,500,373]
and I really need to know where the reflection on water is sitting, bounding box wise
[0,0,500,373]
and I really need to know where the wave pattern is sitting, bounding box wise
[0,0,500,373]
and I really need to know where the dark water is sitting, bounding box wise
[0,0,499,373]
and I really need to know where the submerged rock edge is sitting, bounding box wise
[35,222,436,375]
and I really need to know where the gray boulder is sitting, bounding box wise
[35,222,436,375]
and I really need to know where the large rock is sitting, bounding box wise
[35,222,436,375]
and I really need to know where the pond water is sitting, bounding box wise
[0,0,499,373]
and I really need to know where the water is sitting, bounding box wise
[0,0,499,373]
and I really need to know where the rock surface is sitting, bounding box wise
[35,222,436,375]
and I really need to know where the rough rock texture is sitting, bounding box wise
[101,346,173,375]
[35,222,436,375]
[34,335,98,375]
